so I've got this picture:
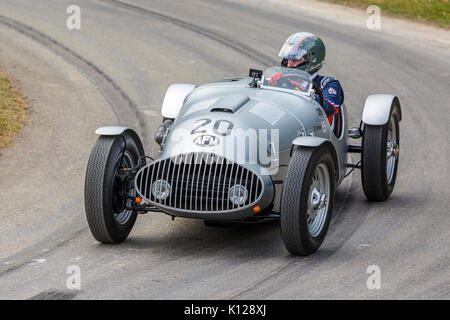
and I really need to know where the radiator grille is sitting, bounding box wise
[135,152,263,212]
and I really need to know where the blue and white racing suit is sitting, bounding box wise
[312,75,344,124]
[268,71,344,124]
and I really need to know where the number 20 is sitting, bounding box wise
[191,119,233,136]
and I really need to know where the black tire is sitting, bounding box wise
[361,107,400,201]
[280,146,336,256]
[84,133,142,243]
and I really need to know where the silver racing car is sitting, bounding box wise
[84,66,402,256]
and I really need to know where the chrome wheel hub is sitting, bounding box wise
[307,163,330,237]
[386,116,399,184]
[310,188,327,212]
[386,141,399,159]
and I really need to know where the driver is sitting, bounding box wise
[271,32,344,124]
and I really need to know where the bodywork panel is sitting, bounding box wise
[139,77,348,219]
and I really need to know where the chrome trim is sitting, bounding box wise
[135,152,264,214]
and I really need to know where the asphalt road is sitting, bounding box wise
[0,0,449,299]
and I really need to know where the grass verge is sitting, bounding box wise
[320,0,449,27]
[0,70,27,153]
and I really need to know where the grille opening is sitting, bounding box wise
[137,153,262,212]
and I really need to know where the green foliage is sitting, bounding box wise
[322,0,449,27]
[0,71,27,150]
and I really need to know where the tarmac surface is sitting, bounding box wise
[0,0,448,299]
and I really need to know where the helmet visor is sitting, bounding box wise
[278,43,308,61]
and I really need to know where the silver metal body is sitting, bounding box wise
[161,84,197,119]
[362,94,402,125]
[96,73,400,221]
[134,75,349,220]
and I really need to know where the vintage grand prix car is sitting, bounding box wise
[84,66,402,256]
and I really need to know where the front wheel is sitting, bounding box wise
[84,133,143,243]
[280,146,336,256]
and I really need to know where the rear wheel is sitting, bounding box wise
[85,133,143,243]
[280,146,336,256]
[361,107,400,201]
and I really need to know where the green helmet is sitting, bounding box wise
[278,32,326,74]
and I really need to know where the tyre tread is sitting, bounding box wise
[280,146,335,256]
[85,136,117,243]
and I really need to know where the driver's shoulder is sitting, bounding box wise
[313,74,339,89]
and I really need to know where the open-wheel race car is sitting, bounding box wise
[84,66,402,256]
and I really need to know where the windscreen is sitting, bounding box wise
[261,66,312,94]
